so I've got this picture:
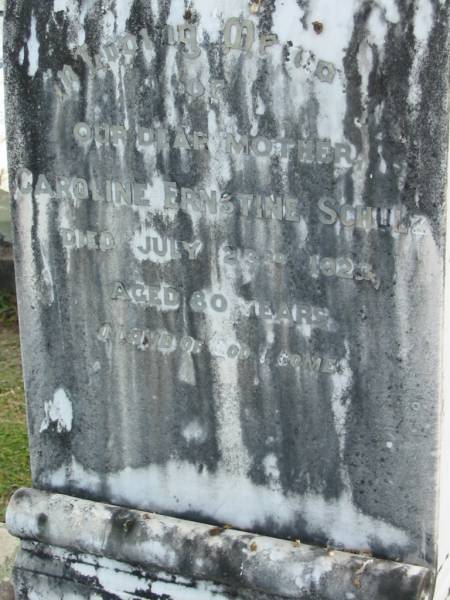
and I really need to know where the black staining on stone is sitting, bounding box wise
[128,3,156,151]
[251,63,278,138]
[11,488,28,504]
[111,509,138,539]
[296,0,310,29]
[37,512,48,531]
[15,542,161,599]
[342,4,371,156]
[375,8,415,211]
[282,42,293,68]
[234,67,347,504]
[377,565,434,600]
[258,0,277,32]
[183,7,198,25]
[130,4,169,127]
[225,56,253,134]
[5,2,56,290]
[336,0,448,566]
[8,492,435,599]
[7,1,106,477]
[82,3,105,56]
[136,11,220,472]
[281,373,343,500]
[414,0,449,241]
[204,31,225,92]
[5,0,450,579]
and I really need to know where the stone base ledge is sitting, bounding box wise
[6,488,433,599]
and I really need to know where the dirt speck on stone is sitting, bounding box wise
[312,20,324,34]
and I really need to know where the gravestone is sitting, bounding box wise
[4,0,449,598]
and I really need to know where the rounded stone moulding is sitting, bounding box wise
[7,488,433,600]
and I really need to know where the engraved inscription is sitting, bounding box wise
[133,234,204,262]
[318,197,426,236]
[110,282,331,331]
[15,171,428,238]
[111,282,181,310]
[277,351,338,374]
[73,121,355,166]
[60,18,336,87]
[12,9,429,394]
[97,323,339,376]
[61,229,115,252]
[310,256,380,289]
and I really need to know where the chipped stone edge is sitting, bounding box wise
[5,488,434,599]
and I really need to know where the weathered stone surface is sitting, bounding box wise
[3,0,450,597]
[0,524,19,584]
[6,488,433,600]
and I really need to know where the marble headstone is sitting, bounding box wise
[4,0,450,598]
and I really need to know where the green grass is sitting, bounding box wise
[0,189,12,242]
[0,292,18,328]
[0,295,31,522]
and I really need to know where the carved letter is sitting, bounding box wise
[318,197,338,225]
[251,137,272,157]
[164,287,181,309]
[182,240,203,260]
[110,125,127,146]
[177,24,201,59]
[35,174,53,196]
[72,178,89,201]
[58,65,79,94]
[285,198,300,222]
[298,140,315,163]
[61,229,76,248]
[137,127,154,146]
[55,177,71,200]
[99,232,115,251]
[316,141,333,164]
[112,282,130,301]
[121,33,138,59]
[340,205,355,227]
[224,17,255,53]
[260,32,278,54]
[164,182,178,209]
[74,122,93,144]
[16,169,33,194]
[226,134,249,154]
[186,79,206,97]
